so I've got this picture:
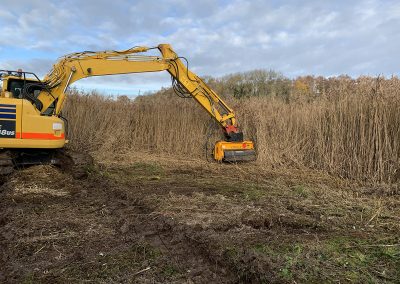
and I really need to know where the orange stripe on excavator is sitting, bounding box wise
[15,132,65,140]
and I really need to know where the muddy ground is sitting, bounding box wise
[0,155,399,283]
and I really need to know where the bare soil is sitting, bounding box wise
[0,156,399,283]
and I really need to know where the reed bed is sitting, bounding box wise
[63,75,400,183]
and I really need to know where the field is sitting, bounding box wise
[1,73,400,283]
[1,155,399,283]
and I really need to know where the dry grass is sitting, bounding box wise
[63,75,400,183]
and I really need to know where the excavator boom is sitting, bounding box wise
[0,44,256,163]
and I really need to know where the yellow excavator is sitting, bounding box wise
[0,44,255,174]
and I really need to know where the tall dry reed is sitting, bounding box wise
[63,76,400,183]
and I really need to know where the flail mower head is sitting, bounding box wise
[213,128,256,162]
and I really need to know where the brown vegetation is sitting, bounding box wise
[63,72,400,183]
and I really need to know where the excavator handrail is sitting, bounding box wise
[0,69,41,81]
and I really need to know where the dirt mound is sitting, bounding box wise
[57,149,94,179]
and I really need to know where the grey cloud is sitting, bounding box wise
[0,58,53,75]
[1,0,400,94]
[74,72,171,91]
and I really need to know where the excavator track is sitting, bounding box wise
[0,151,15,176]
[0,149,93,184]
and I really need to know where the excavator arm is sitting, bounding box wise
[158,44,241,140]
[37,46,170,115]
[33,44,255,162]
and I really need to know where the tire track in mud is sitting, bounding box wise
[1,164,336,283]
[86,171,284,283]
[104,181,239,283]
[1,166,240,283]
[116,196,273,284]
[111,183,285,284]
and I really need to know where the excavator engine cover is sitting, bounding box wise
[214,141,256,162]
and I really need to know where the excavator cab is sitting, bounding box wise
[0,70,65,150]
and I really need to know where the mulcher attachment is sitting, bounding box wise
[214,140,256,162]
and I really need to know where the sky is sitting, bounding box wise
[0,0,399,96]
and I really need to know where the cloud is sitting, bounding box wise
[0,0,399,94]
[0,58,54,75]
